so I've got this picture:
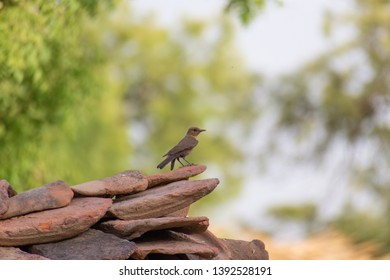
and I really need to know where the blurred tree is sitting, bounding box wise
[267,0,390,254]
[0,0,260,205]
[268,203,317,233]
[225,0,283,25]
[90,4,261,204]
[225,0,266,25]
[0,0,129,190]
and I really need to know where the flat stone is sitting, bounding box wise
[0,197,112,246]
[0,179,17,197]
[0,246,48,260]
[98,216,209,240]
[131,230,217,260]
[171,230,232,260]
[0,180,17,215]
[185,231,269,260]
[0,192,8,215]
[0,181,10,215]
[71,170,147,196]
[222,239,269,260]
[0,180,74,220]
[165,206,190,217]
[108,178,219,220]
[146,165,207,188]
[29,229,136,260]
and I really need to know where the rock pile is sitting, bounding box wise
[0,166,268,260]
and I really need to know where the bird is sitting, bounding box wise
[157,127,206,170]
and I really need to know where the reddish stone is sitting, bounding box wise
[146,165,207,188]
[0,197,112,246]
[131,230,217,260]
[0,247,48,260]
[0,180,73,220]
[71,170,147,196]
[222,239,269,260]
[98,216,209,240]
[165,206,190,217]
[0,179,17,197]
[29,229,136,260]
[0,180,17,215]
[172,230,231,259]
[185,231,269,260]
[0,181,9,215]
[108,178,219,220]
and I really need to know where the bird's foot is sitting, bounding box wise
[179,163,197,168]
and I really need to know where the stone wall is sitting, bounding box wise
[0,166,268,260]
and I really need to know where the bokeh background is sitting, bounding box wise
[1,0,389,259]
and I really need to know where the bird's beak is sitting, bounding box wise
[200,129,206,132]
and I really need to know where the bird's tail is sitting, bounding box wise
[157,155,175,169]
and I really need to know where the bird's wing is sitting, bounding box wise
[166,135,198,156]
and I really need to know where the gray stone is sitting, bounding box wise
[0,246,48,260]
[222,238,269,260]
[29,229,136,260]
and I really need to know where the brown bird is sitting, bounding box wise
[157,127,206,170]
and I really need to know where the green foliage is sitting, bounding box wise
[268,203,318,234]
[225,0,266,25]
[272,0,390,153]
[268,203,317,222]
[0,0,129,190]
[332,205,390,256]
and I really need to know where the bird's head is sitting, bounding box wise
[187,127,206,137]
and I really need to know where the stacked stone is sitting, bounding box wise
[0,166,268,260]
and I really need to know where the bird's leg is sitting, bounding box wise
[182,157,195,166]
[177,158,185,167]
[170,158,176,170]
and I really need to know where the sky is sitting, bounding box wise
[131,0,353,239]
[132,0,351,75]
